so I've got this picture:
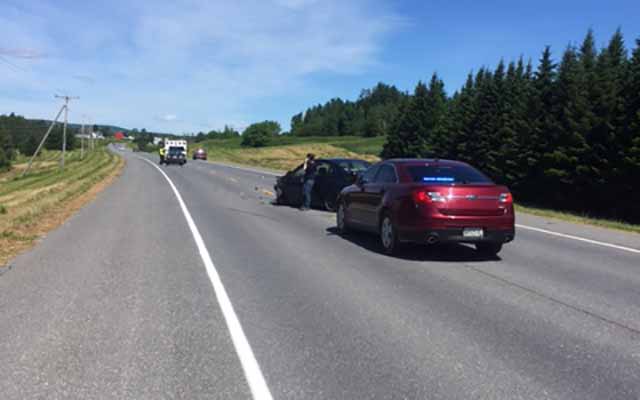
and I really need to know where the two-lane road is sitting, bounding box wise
[1,149,639,399]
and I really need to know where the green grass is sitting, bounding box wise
[0,145,124,264]
[189,135,384,171]
[515,204,640,234]
[195,135,385,155]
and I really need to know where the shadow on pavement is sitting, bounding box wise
[270,200,333,214]
[326,227,501,263]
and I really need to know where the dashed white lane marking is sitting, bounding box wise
[141,158,274,400]
[516,224,640,254]
[198,159,640,255]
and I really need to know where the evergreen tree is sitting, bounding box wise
[0,124,13,170]
[622,38,640,221]
[422,73,449,157]
[521,46,558,201]
[450,73,480,164]
[381,82,430,158]
[544,45,591,207]
[471,68,502,177]
[586,29,628,215]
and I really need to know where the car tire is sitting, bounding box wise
[336,202,349,234]
[379,212,399,255]
[275,187,286,205]
[323,196,337,212]
[475,242,503,256]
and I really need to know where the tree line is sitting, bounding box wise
[288,29,640,223]
[192,125,240,143]
[290,83,409,138]
[0,113,80,170]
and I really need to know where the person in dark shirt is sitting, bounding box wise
[301,153,316,210]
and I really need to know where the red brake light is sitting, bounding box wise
[413,190,428,204]
[499,192,513,204]
[413,190,446,204]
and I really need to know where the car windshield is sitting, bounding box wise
[168,147,184,155]
[407,164,492,184]
[338,161,370,174]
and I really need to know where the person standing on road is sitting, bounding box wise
[159,144,166,165]
[301,153,316,211]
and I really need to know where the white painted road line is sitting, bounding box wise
[140,158,274,400]
[516,224,640,255]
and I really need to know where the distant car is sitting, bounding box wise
[163,146,186,166]
[275,158,371,211]
[336,159,515,255]
[193,148,207,160]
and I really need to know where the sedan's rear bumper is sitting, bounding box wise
[399,227,515,244]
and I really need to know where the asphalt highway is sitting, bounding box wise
[1,148,639,399]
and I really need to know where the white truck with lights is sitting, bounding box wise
[164,139,187,155]
[162,139,188,165]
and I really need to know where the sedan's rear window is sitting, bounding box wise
[407,165,492,184]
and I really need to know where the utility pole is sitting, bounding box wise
[80,120,85,160]
[21,104,66,177]
[54,95,79,171]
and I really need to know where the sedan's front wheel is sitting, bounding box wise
[324,196,337,212]
[336,203,349,234]
[380,213,399,255]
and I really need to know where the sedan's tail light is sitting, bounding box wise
[499,192,513,204]
[413,190,446,204]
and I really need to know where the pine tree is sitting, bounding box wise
[544,45,591,207]
[423,73,449,157]
[450,73,480,164]
[520,46,558,202]
[0,124,13,170]
[472,68,502,178]
[381,82,430,158]
[584,30,628,215]
[622,38,640,222]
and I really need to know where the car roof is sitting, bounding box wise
[317,158,370,163]
[384,158,469,166]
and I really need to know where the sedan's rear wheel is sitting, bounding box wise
[380,213,399,255]
[475,242,503,256]
[336,203,349,234]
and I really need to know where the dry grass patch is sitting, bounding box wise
[211,143,380,171]
[0,147,125,266]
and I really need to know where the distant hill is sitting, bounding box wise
[29,119,129,135]
[28,120,178,138]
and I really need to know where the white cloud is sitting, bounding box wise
[0,0,401,132]
[0,48,47,59]
[157,114,178,122]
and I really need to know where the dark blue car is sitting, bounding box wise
[274,158,370,211]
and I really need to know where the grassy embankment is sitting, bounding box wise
[193,136,384,171]
[195,135,639,234]
[0,146,125,265]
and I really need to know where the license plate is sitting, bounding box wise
[463,227,484,238]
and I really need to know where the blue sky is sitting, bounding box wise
[1,0,639,133]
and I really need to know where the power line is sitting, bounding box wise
[0,55,24,72]
[0,55,67,95]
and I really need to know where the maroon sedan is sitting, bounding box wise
[193,148,207,160]
[336,159,515,255]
